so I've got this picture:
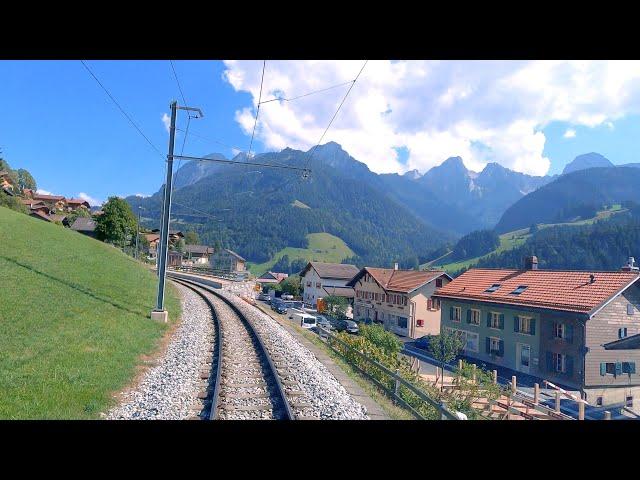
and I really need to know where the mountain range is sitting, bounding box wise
[128,142,628,269]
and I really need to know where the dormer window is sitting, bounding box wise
[510,285,528,295]
[485,284,501,293]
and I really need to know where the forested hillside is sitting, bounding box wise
[464,204,640,274]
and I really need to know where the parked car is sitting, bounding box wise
[414,335,431,350]
[298,314,317,329]
[274,303,288,314]
[315,315,334,331]
[270,299,283,311]
[257,293,271,302]
[330,318,358,334]
[281,293,294,300]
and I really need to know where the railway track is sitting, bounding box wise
[170,276,295,420]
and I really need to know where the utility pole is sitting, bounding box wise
[151,100,177,322]
[135,206,142,260]
[150,101,310,323]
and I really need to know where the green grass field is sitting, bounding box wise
[433,205,627,274]
[248,232,355,275]
[0,206,181,419]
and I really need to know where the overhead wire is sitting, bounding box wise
[80,60,165,159]
[303,60,368,172]
[259,80,354,105]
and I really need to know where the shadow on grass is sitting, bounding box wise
[0,254,148,317]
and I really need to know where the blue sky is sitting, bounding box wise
[2,60,640,204]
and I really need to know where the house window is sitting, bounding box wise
[627,396,634,407]
[489,312,501,329]
[628,304,635,315]
[470,309,480,325]
[553,322,565,339]
[489,337,501,356]
[596,397,603,406]
[518,316,533,335]
[619,327,628,339]
[451,306,461,322]
[622,362,636,374]
[316,282,322,288]
[485,283,501,293]
[605,362,616,375]
[433,298,441,310]
[465,331,479,352]
[306,281,312,287]
[397,317,408,329]
[436,278,443,288]
[554,353,566,373]
[510,285,528,295]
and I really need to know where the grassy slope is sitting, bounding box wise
[248,232,355,275]
[435,205,627,273]
[0,206,180,419]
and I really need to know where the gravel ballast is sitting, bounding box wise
[106,283,214,420]
[217,290,369,420]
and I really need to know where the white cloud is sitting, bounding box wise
[222,60,640,176]
[161,113,170,133]
[78,192,102,206]
[134,193,150,198]
[231,148,242,157]
[563,129,576,138]
[36,188,52,195]
[606,121,615,130]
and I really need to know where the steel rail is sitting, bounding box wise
[170,278,223,420]
[169,274,295,420]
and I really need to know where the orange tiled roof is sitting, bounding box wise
[434,268,640,314]
[348,267,447,293]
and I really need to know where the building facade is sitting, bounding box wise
[348,266,451,338]
[434,257,640,411]
[210,248,246,272]
[299,262,359,307]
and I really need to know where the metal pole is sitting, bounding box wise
[135,207,141,260]
[154,100,177,314]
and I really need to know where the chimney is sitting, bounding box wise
[621,256,639,272]
[394,262,399,271]
[589,274,596,284]
[524,256,538,270]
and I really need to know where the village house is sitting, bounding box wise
[210,248,246,272]
[257,271,289,285]
[143,233,161,259]
[299,262,360,308]
[0,170,14,193]
[20,199,51,216]
[184,245,214,265]
[434,256,640,412]
[70,217,97,238]
[32,193,67,211]
[348,264,451,338]
[65,198,91,212]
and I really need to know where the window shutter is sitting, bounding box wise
[566,356,573,376]
[615,362,623,376]
[498,340,504,357]
[450,307,454,320]
[467,310,471,324]
[630,362,637,374]
[514,316,519,333]
[600,363,606,376]
[427,299,432,309]
[566,325,574,344]
[499,313,504,329]
[485,337,491,354]
[546,352,553,372]
[530,319,536,336]
[486,312,491,327]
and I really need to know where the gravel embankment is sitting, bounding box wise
[217,290,369,420]
[106,283,214,420]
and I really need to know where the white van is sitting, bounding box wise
[293,312,317,329]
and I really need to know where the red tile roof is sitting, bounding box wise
[300,262,360,280]
[348,267,449,293]
[434,268,640,314]
[33,194,66,202]
[67,198,90,206]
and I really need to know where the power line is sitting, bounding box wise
[248,60,266,158]
[175,128,245,154]
[169,60,188,107]
[259,80,354,105]
[172,201,226,221]
[303,61,368,171]
[80,60,164,158]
